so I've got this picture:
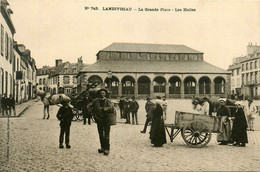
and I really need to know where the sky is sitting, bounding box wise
[9,0,260,70]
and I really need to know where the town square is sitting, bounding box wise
[1,0,260,171]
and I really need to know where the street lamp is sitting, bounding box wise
[107,70,112,99]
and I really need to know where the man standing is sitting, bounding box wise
[92,89,113,155]
[162,96,168,120]
[141,97,155,133]
[201,97,210,116]
[8,94,16,116]
[82,92,92,125]
[130,96,139,125]
[245,98,257,131]
[216,98,231,145]
[123,97,131,124]
[119,97,125,119]
[1,94,7,116]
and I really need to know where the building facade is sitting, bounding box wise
[37,58,88,95]
[0,0,15,98]
[78,43,231,99]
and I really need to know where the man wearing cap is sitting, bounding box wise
[92,89,113,155]
[130,96,139,125]
[245,98,257,131]
[141,97,155,133]
[216,98,231,145]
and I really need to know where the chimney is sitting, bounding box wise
[56,59,62,67]
[77,56,83,64]
[17,44,25,53]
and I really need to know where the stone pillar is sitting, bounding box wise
[210,82,214,98]
[118,83,122,97]
[196,82,199,97]
[134,83,138,98]
[150,83,154,98]
[165,82,169,98]
[181,81,184,99]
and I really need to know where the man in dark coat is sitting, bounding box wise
[82,92,92,125]
[141,97,155,133]
[123,97,131,124]
[92,89,113,155]
[8,94,16,116]
[56,101,74,149]
[231,103,248,147]
[119,97,125,119]
[150,99,167,147]
[130,96,139,125]
[216,98,231,145]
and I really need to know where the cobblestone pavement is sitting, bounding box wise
[1,100,260,171]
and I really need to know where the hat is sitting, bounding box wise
[247,98,253,102]
[97,88,108,95]
[218,98,226,102]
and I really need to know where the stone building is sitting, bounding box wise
[78,43,231,99]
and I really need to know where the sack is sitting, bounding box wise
[106,109,117,126]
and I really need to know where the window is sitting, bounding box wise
[63,76,69,84]
[73,68,77,73]
[17,59,19,71]
[43,78,46,85]
[9,38,12,63]
[237,68,239,75]
[246,63,248,70]
[237,78,240,86]
[250,62,253,69]
[1,25,3,55]
[64,68,68,73]
[39,79,42,85]
[255,61,257,69]
[73,76,77,84]
[53,77,57,84]
[5,32,8,60]
[231,70,234,76]
[255,72,258,83]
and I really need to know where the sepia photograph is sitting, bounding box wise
[0,0,260,171]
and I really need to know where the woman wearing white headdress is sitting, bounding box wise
[149,97,167,147]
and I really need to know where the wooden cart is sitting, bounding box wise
[165,111,223,148]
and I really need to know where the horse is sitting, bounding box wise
[35,89,71,119]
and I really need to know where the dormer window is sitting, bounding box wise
[64,68,68,73]
[73,68,77,73]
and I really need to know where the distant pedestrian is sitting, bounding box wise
[130,96,139,125]
[56,101,74,149]
[162,96,167,120]
[119,97,125,119]
[232,102,248,147]
[140,97,155,133]
[123,97,131,124]
[92,89,114,155]
[1,94,8,116]
[8,94,16,116]
[216,98,231,145]
[82,92,92,125]
[245,98,257,131]
[150,98,167,147]
[201,97,210,116]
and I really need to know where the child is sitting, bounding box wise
[56,101,74,149]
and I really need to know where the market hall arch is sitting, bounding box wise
[169,76,181,97]
[214,76,225,94]
[184,76,196,95]
[153,76,166,94]
[138,75,151,95]
[121,75,135,96]
[88,75,103,85]
[104,75,119,96]
[199,76,211,94]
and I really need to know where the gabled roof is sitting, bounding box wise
[101,43,203,54]
[80,59,229,74]
[50,62,89,76]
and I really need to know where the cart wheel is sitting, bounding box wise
[181,120,211,148]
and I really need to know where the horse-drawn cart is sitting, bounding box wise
[165,111,223,148]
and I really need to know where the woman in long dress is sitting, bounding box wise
[231,103,248,147]
[150,99,167,147]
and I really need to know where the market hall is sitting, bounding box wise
[77,43,231,99]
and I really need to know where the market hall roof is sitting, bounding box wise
[101,43,203,54]
[81,59,229,74]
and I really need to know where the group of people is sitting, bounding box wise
[1,94,16,116]
[119,96,140,125]
[205,97,257,147]
[56,88,114,156]
[140,96,168,147]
